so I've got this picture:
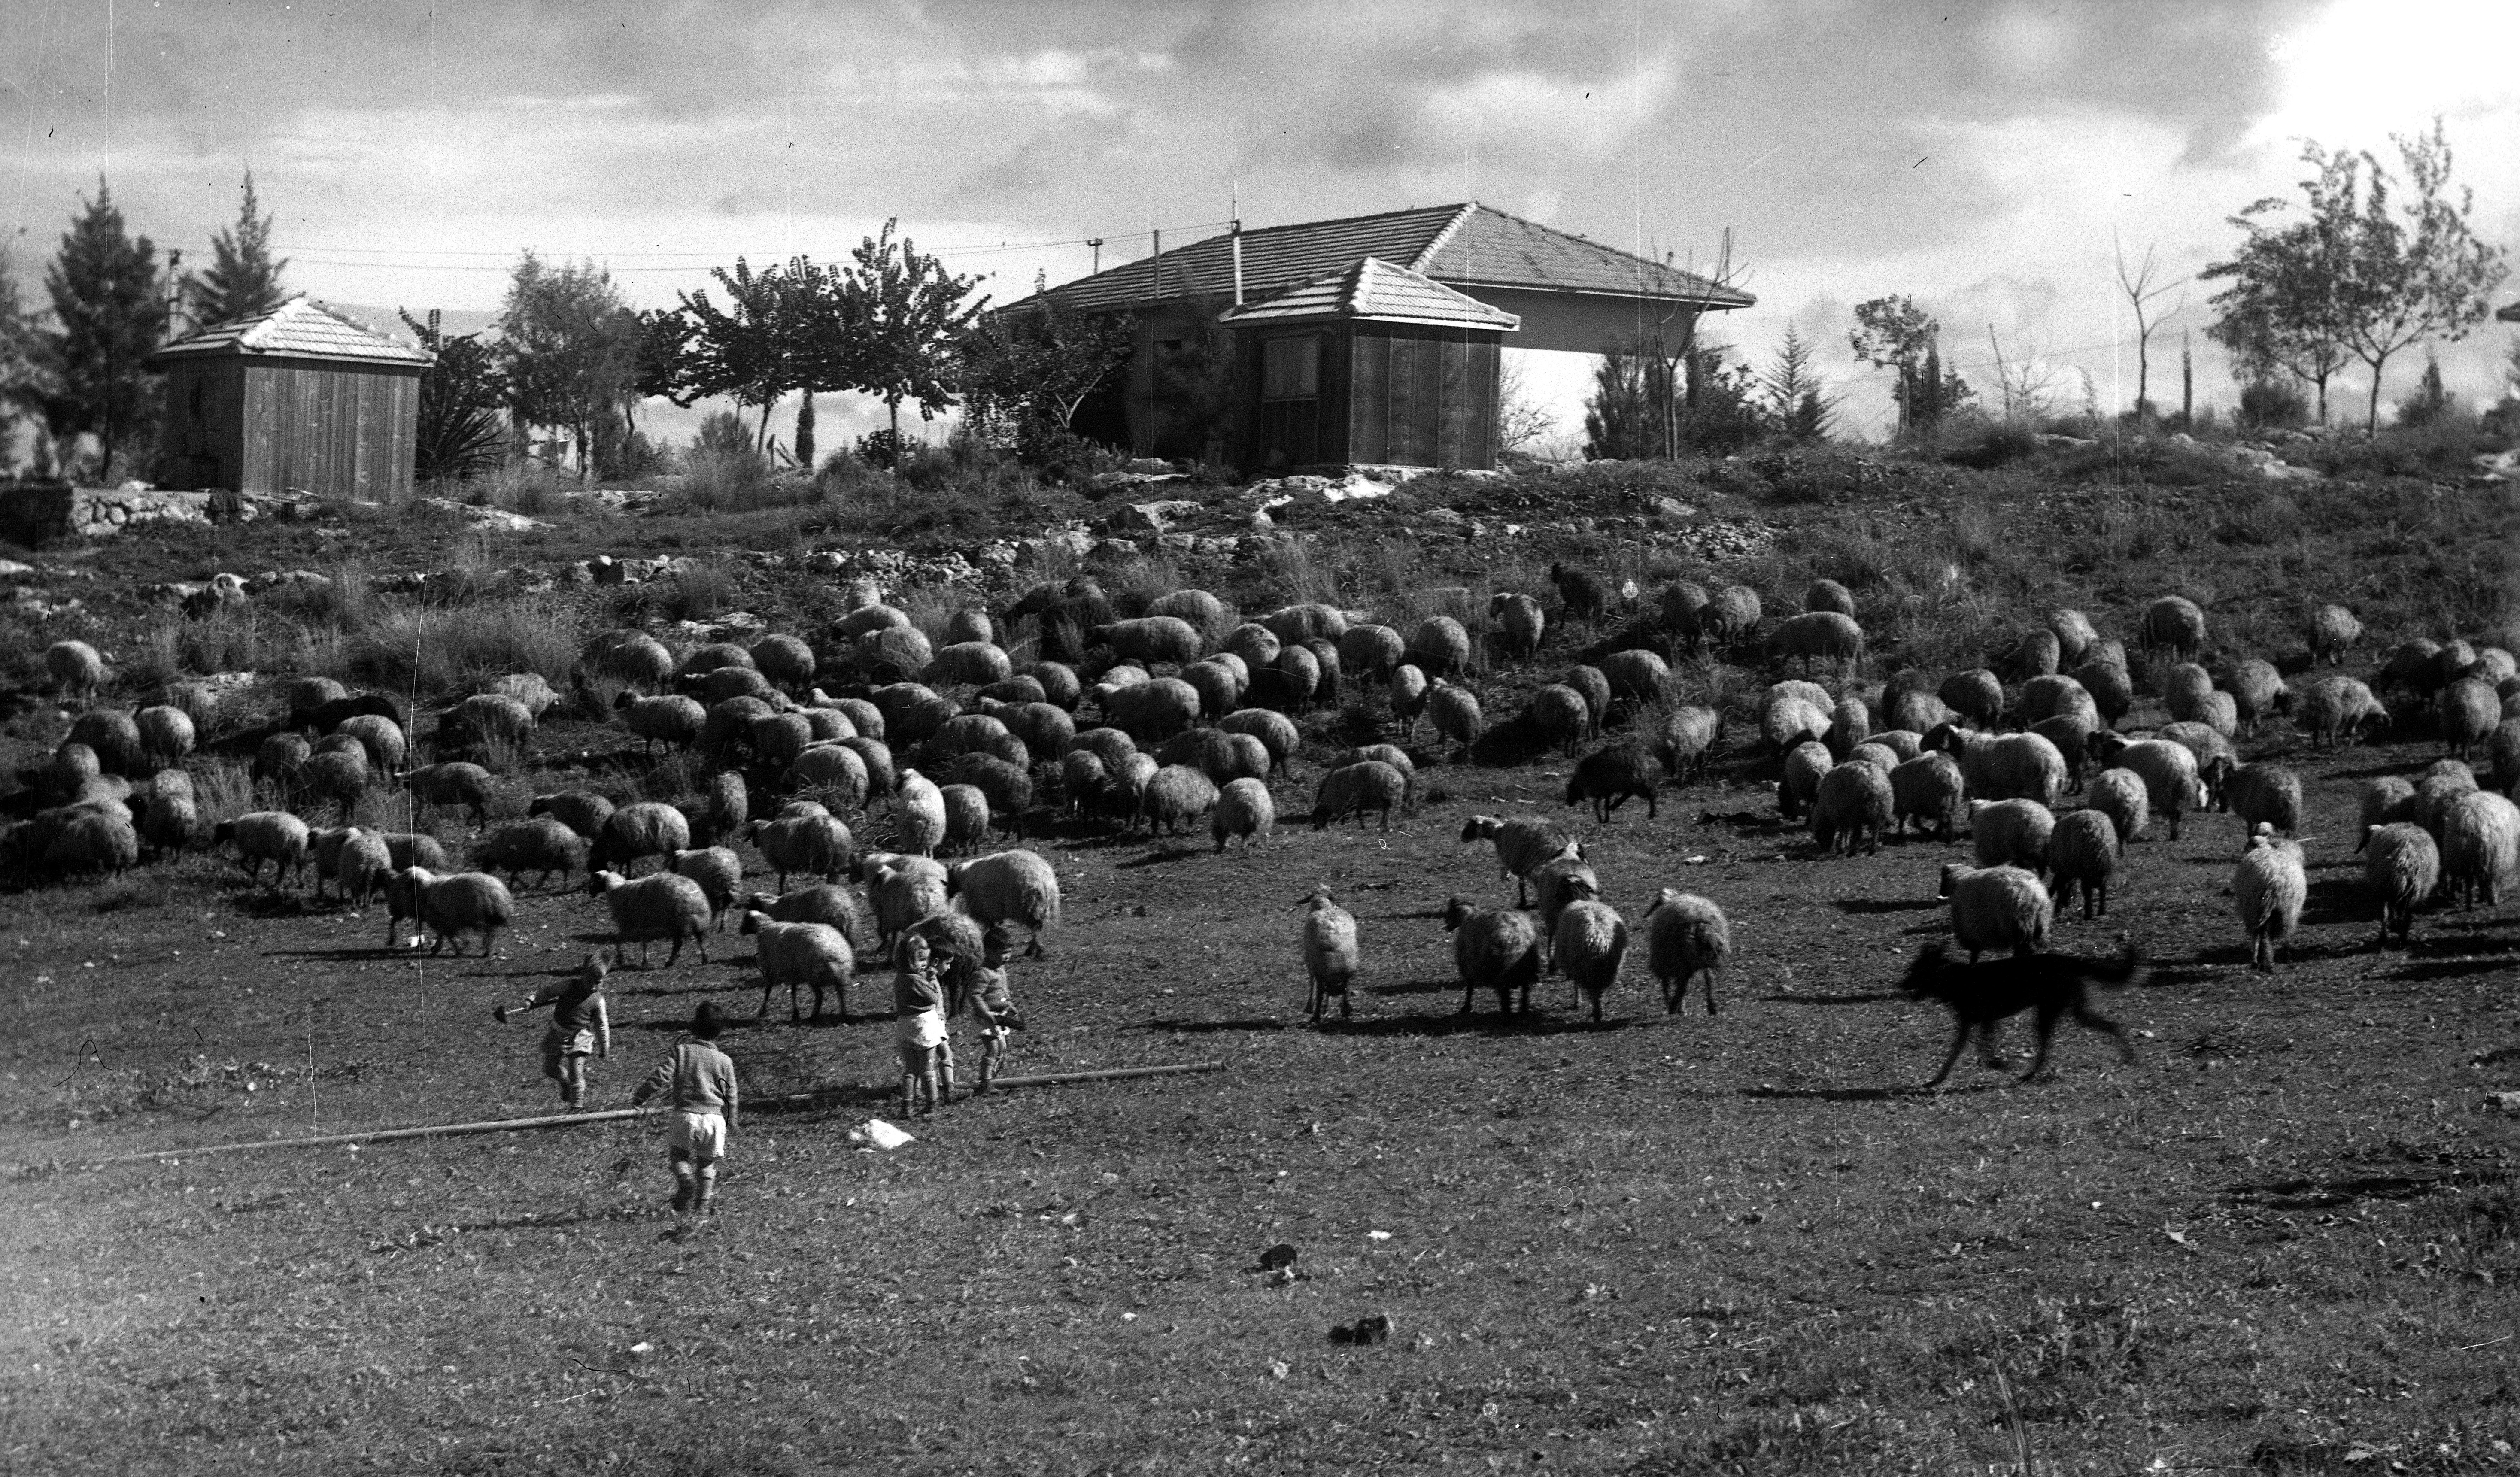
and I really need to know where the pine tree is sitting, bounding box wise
[183,171,288,329]
[43,182,167,481]
[794,394,816,470]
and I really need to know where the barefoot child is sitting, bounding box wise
[953,925,1027,1093]
[494,954,612,1109]
[632,1002,740,1225]
[894,934,951,1115]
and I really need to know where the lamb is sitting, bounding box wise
[1443,896,1544,1017]
[214,810,311,886]
[614,692,707,755]
[1406,616,1473,678]
[588,869,712,967]
[2296,676,2390,747]
[2086,767,2151,846]
[749,811,855,889]
[2088,733,2201,839]
[893,770,947,855]
[1141,764,1221,837]
[1460,816,1580,906]
[1763,611,1864,676]
[1488,592,1545,658]
[1937,669,2004,727]
[43,806,138,877]
[589,801,692,875]
[2439,791,2520,907]
[1642,890,1731,1014]
[389,867,516,956]
[1889,752,1967,842]
[1103,678,1202,742]
[470,818,587,890]
[2308,604,2363,665]
[2356,776,2418,853]
[406,761,495,828]
[2364,823,2439,946]
[1310,761,1406,831]
[1337,624,1406,684]
[45,639,108,705]
[867,856,950,949]
[2221,763,2303,847]
[1527,684,1592,757]
[2233,825,2307,971]
[1300,887,1360,1024]
[1651,706,1722,782]
[1598,648,1671,706]
[1551,891,1631,1022]
[1971,797,2055,872]
[1427,680,1484,761]
[2439,679,2500,760]
[940,783,992,854]
[1217,708,1299,776]
[1937,863,2052,962]
[2049,609,2099,665]
[739,913,855,1022]
[528,790,616,840]
[2045,809,2120,920]
[1566,744,1662,822]
[1777,740,1833,821]
[1702,585,1762,646]
[668,846,746,928]
[945,849,1061,955]
[1213,777,1276,852]
[1091,616,1204,667]
[1944,730,2068,809]
[2140,596,2207,661]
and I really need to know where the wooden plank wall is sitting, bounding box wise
[1348,326,1501,469]
[239,360,420,500]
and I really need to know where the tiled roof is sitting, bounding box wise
[153,297,434,366]
[1009,202,1752,316]
[1218,258,1520,330]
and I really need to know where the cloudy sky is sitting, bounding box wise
[4,0,2516,451]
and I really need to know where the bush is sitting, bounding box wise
[341,601,581,695]
[2238,379,2310,431]
[1939,416,2041,470]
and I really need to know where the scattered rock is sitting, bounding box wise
[0,558,34,578]
[2487,1091,2520,1113]
[1256,1242,1299,1271]
[1105,500,1202,536]
[2473,450,2518,482]
[414,497,547,532]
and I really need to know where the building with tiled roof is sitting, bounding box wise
[149,298,430,501]
[1003,203,1749,469]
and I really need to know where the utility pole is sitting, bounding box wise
[163,248,182,337]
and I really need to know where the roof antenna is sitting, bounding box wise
[1230,183,1245,306]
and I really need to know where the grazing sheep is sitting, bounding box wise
[747,711,813,771]
[694,666,776,707]
[1460,815,1579,906]
[325,827,391,907]
[2356,776,2418,853]
[1092,616,1204,667]
[1777,740,1833,821]
[1260,602,1351,645]
[677,641,758,680]
[1971,798,2054,871]
[867,856,950,950]
[1938,863,2052,962]
[740,913,855,1022]
[1222,622,1282,669]
[139,779,200,858]
[46,639,108,705]
[1764,611,1865,676]
[1139,765,1221,837]
[2071,660,2135,729]
[2225,659,2290,735]
[749,811,855,889]
[1443,896,1544,1017]
[1059,751,1108,816]
[824,695,888,739]
[1531,854,1600,943]
[2427,640,2481,696]
[1427,679,1483,761]
[133,705,197,770]
[1565,744,1661,822]
[1826,696,1873,762]
[589,801,692,875]
[925,641,1014,689]
[2161,663,2215,723]
[1270,645,1324,710]
[1598,649,1672,707]
[945,849,1061,956]
[2414,771,2480,846]
[2439,679,2500,760]
[471,818,587,890]
[2086,767,2151,846]
[440,693,537,758]
[742,884,871,950]
[296,748,370,818]
[1217,708,1299,776]
[1763,696,1834,754]
[2490,718,2520,792]
[2233,825,2307,971]
[1175,658,1239,719]
[1103,677,1202,742]
[1145,588,1225,636]
[325,713,407,779]
[1338,624,1406,684]
[68,709,144,777]
[1097,754,1159,827]
[669,846,745,928]
[2308,604,2363,666]
[893,770,947,856]
[835,603,909,639]
[1651,706,1722,782]
[1813,761,1895,856]
[588,869,712,967]
[1310,760,1407,832]
[2010,628,2062,679]
[1213,777,1275,852]
[2030,713,2095,795]
[2140,596,2207,661]
[406,761,495,828]
[1890,752,1967,843]
[1804,578,1855,618]
[614,692,706,755]
[2222,763,2303,847]
[840,737,896,799]
[1527,683,1591,757]
[2365,823,2439,946]
[2046,809,2120,921]
[2296,676,2389,747]
[788,743,870,815]
[2194,690,2240,740]
[1406,616,1475,679]
[1938,670,2004,728]
[528,790,616,841]
[1551,892,1631,1022]
[1658,580,1713,655]
[2160,725,2239,805]
[1300,887,1360,1024]
[854,625,935,681]
[744,632,815,691]
[869,683,958,747]
[945,754,1032,835]
[977,675,1048,709]
[391,867,516,956]
[2017,674,2098,728]
[583,630,675,689]
[1643,890,1730,1014]
[2088,733,2201,839]
[2049,609,2099,665]
[44,806,139,878]
[1549,561,1611,625]
[1703,585,1762,646]
[2440,791,2520,907]
[1943,730,2068,809]
[939,783,992,854]
[983,699,1075,761]
[253,731,311,791]
[1389,664,1432,734]
[1488,593,1545,658]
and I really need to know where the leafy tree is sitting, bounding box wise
[1849,295,1968,436]
[959,294,1135,462]
[42,182,167,481]
[1676,344,1764,454]
[843,219,985,464]
[0,248,45,463]
[182,170,288,330]
[1582,342,1674,459]
[672,258,806,447]
[496,252,641,480]
[1758,326,1837,442]
[398,309,509,483]
[2395,353,2455,428]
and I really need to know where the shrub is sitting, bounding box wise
[1940,417,2040,470]
[340,601,581,695]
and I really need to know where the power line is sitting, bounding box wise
[264,218,1236,274]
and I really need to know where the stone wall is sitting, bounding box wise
[0,482,302,546]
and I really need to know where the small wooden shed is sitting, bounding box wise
[149,298,431,501]
[1218,258,1519,471]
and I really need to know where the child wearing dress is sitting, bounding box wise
[894,934,951,1116]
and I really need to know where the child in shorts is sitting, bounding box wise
[495,954,612,1109]
[894,934,951,1116]
[958,925,1026,1092]
[631,1001,740,1228]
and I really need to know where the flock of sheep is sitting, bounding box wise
[13,553,2520,1067]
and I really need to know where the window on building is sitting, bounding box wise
[1263,335,1320,400]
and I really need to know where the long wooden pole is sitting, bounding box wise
[41,1062,1224,1171]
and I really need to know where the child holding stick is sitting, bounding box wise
[494,954,612,1109]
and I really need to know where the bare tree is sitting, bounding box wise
[1985,324,2064,425]
[1494,351,1556,456]
[2114,233,2186,420]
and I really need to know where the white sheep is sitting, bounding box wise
[1460,815,1579,906]
[1889,752,1966,843]
[1310,761,1406,831]
[2356,776,2417,854]
[528,790,616,840]
[1213,776,1275,853]
[2225,658,2290,735]
[1598,649,1672,707]
[2086,767,2151,846]
[389,867,516,957]
[44,806,138,877]
[2440,791,2520,907]
[134,705,197,768]
[869,856,949,949]
[2049,609,2099,665]
[2016,674,2098,728]
[1530,853,1600,940]
[2308,604,2363,665]
[614,692,707,755]
[45,639,108,705]
[947,849,1061,956]
[2140,596,2207,661]
[1092,616,1204,666]
[1937,863,2052,963]
[1526,684,1591,757]
[1971,798,2055,871]
[1941,730,2067,808]
[1652,706,1723,782]
[2089,734,2202,839]
[2162,662,2216,722]
[1488,592,1546,658]
[1298,886,1360,1024]
[215,810,311,887]
[670,846,746,928]
[1813,761,1894,856]
[2046,809,2120,920]
[2364,823,2439,946]
[1443,896,1543,1017]
[2440,679,2500,760]
[590,801,692,874]
[2296,676,2389,747]
[1643,889,1730,1014]
[470,817,586,890]
[2222,763,2303,849]
[407,761,495,829]
[1427,679,1483,761]
[893,770,947,856]
[749,812,855,890]
[588,869,712,967]
[1407,617,1473,678]
[1777,740,1833,821]
[2233,825,2306,971]
[940,783,992,855]
[1141,764,1221,837]
[739,912,856,1022]
[1551,889,1631,1021]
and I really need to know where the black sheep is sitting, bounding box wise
[1550,561,1612,625]
[295,692,404,735]
[1564,744,1660,822]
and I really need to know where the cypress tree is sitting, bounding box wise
[794,394,816,471]
[44,182,167,481]
[184,171,288,329]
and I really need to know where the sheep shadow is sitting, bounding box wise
[1138,1010,1649,1040]
[1832,898,1942,916]
[1114,847,1210,870]
[2392,955,2520,984]
[1758,990,1902,1007]
[2302,876,2367,928]
[2223,1168,2474,1213]
[267,945,417,963]
[1736,1083,1922,1102]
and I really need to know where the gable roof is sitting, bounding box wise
[1012,202,1753,317]
[1218,257,1521,331]
[152,297,434,367]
